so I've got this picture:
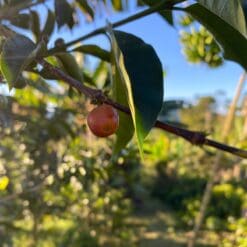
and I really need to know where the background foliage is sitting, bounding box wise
[0,0,247,246]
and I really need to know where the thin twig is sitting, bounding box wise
[38,59,247,159]
[48,0,185,55]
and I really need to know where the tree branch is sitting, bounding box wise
[48,0,185,55]
[38,59,247,159]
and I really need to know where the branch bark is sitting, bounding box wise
[48,0,185,55]
[38,59,247,159]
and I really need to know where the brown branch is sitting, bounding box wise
[48,0,185,55]
[38,59,247,159]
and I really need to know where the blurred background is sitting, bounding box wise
[0,0,247,246]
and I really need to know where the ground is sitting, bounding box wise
[102,199,220,247]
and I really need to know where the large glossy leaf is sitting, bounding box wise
[0,34,36,89]
[71,45,110,61]
[55,53,83,82]
[108,29,163,155]
[108,28,134,155]
[185,4,247,71]
[198,0,246,35]
[112,66,134,155]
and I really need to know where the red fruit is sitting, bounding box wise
[87,104,119,137]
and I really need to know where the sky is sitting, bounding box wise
[4,1,246,102]
[103,11,245,101]
[47,2,245,102]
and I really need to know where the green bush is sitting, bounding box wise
[152,162,247,230]
[209,184,246,219]
[152,161,206,211]
[221,219,247,247]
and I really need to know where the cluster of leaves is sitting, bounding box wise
[0,0,246,159]
[5,0,130,32]
[145,94,247,233]
[0,83,247,245]
[180,24,223,67]
[221,218,247,247]
[0,1,247,245]
[0,86,136,246]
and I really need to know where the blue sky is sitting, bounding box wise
[22,2,247,102]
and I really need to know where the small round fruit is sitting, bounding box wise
[87,104,119,137]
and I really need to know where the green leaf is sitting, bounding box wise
[35,68,58,80]
[111,60,134,156]
[41,9,55,38]
[31,38,48,58]
[159,10,173,26]
[243,1,247,23]
[27,77,53,95]
[0,176,9,191]
[10,13,30,29]
[71,45,110,61]
[110,31,134,154]
[108,29,164,156]
[55,0,75,29]
[0,34,36,89]
[83,71,95,85]
[92,61,108,88]
[32,56,59,80]
[30,10,41,41]
[108,27,134,155]
[140,0,174,26]
[0,37,5,53]
[55,53,83,82]
[111,0,124,11]
[76,0,94,20]
[185,3,247,71]
[198,0,247,35]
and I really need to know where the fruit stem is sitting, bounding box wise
[38,59,247,159]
